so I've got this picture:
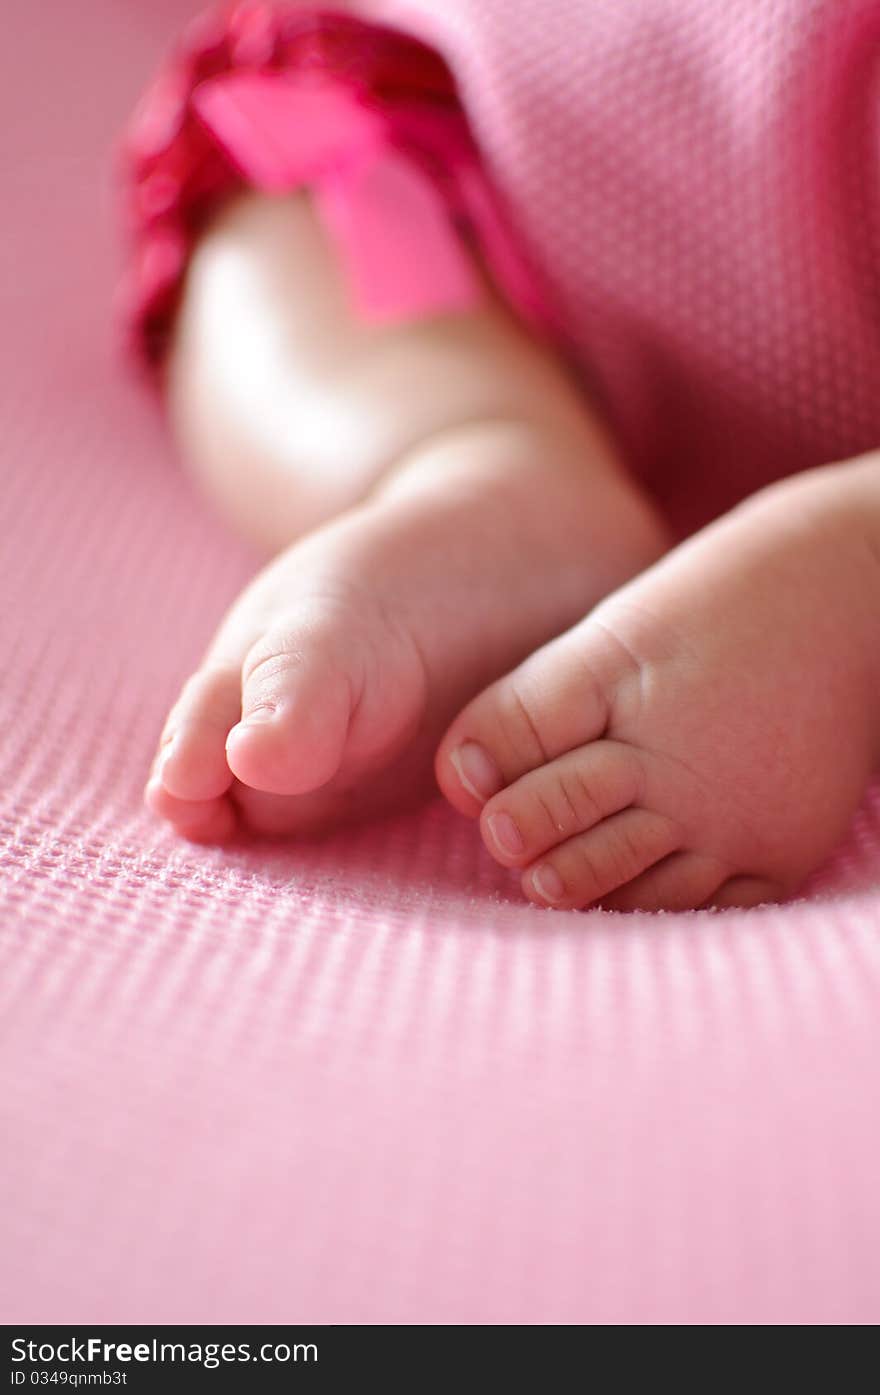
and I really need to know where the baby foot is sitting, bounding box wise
[437,467,880,910]
[145,567,428,841]
[146,421,667,840]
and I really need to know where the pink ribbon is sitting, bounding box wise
[192,72,481,322]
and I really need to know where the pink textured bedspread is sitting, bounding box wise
[1,0,879,1324]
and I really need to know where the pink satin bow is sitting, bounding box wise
[192,72,481,321]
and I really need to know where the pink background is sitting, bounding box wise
[1,1,879,1323]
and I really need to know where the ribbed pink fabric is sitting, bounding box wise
[2,0,880,1324]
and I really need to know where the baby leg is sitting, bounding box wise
[167,190,597,552]
[149,193,671,837]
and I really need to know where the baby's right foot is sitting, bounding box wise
[146,419,668,839]
[437,462,880,911]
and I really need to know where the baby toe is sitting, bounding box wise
[524,807,681,910]
[705,876,784,910]
[144,778,237,843]
[598,851,728,913]
[225,621,354,796]
[155,663,242,801]
[437,622,621,816]
[480,739,645,868]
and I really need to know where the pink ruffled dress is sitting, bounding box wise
[120,6,549,373]
[121,0,880,534]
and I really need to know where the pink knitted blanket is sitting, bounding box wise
[1,0,878,1323]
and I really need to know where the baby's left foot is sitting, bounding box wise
[145,418,668,840]
[438,464,880,910]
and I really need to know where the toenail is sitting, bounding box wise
[486,810,524,857]
[236,706,277,729]
[531,863,566,905]
[449,742,502,804]
[143,775,164,811]
[155,739,178,785]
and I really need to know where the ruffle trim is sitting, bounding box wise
[118,3,552,378]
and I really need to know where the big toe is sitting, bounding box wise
[224,619,357,796]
